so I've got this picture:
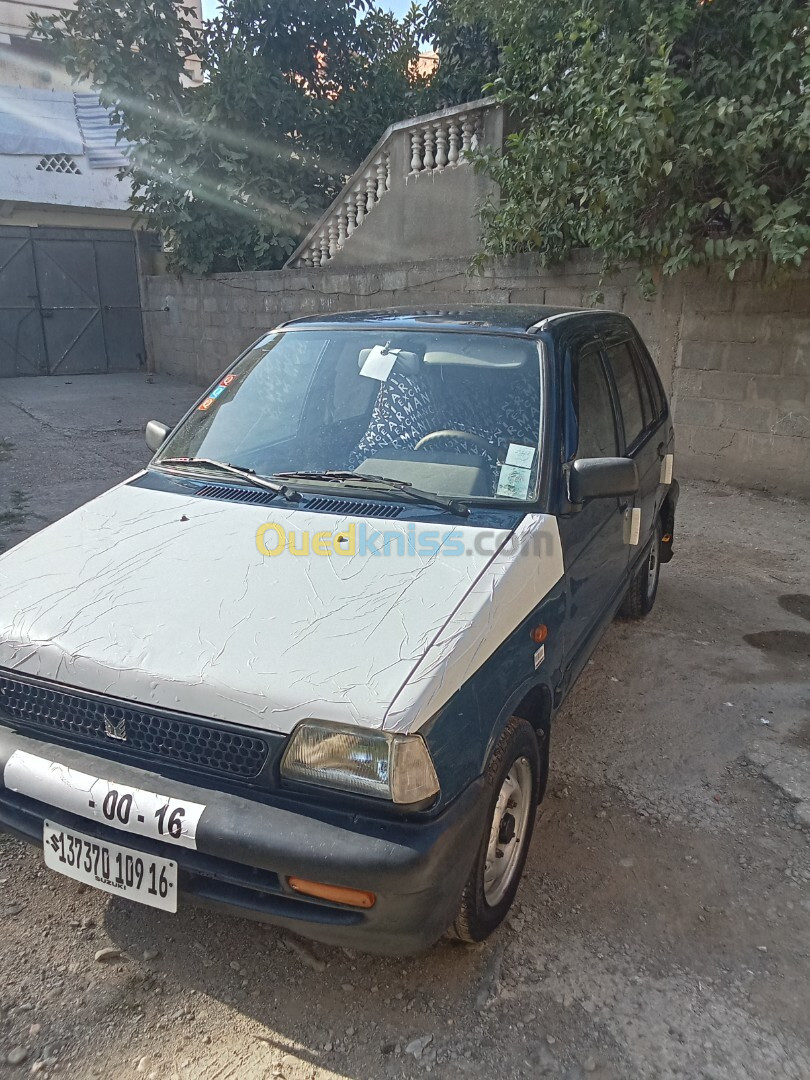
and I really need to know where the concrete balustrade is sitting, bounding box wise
[298,149,393,266]
[288,99,497,269]
[298,151,391,268]
[407,110,483,176]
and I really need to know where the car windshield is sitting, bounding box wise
[154,328,543,502]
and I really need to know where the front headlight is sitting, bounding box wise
[280,720,440,805]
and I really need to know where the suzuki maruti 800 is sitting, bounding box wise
[0,306,677,953]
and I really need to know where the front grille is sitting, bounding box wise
[0,674,269,780]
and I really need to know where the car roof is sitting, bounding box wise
[280,305,624,335]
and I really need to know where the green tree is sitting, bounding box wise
[417,0,499,106]
[460,0,809,288]
[31,0,433,273]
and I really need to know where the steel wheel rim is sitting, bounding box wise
[483,756,533,907]
[646,533,660,600]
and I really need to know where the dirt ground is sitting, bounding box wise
[0,375,808,1080]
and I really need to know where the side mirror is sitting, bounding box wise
[145,420,170,454]
[568,457,639,503]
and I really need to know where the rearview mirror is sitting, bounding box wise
[568,457,639,503]
[145,420,170,453]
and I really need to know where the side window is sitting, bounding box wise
[574,345,619,459]
[633,340,666,421]
[635,356,655,428]
[605,341,646,447]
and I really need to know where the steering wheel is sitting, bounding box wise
[414,429,492,453]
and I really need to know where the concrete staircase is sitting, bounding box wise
[286,98,504,269]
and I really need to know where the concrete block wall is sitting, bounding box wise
[143,255,810,496]
[671,270,810,494]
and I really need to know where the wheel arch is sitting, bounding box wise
[659,478,678,563]
[488,677,553,802]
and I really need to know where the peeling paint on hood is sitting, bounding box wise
[0,480,542,735]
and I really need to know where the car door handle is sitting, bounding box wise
[656,441,666,458]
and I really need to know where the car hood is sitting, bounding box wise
[0,477,562,735]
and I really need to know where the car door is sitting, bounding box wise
[601,334,667,562]
[557,333,630,686]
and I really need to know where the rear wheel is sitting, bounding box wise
[619,516,662,619]
[449,717,540,943]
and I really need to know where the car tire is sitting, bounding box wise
[448,717,540,944]
[619,515,662,620]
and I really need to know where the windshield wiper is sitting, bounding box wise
[157,458,301,502]
[273,470,469,517]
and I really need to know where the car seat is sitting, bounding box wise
[350,358,442,468]
[350,361,540,480]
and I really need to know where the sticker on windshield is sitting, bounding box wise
[359,345,400,382]
[198,373,238,411]
[505,443,536,469]
[505,442,535,468]
[497,463,532,500]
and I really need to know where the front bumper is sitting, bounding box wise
[0,725,487,955]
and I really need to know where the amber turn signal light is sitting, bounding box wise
[287,877,377,909]
[530,624,548,643]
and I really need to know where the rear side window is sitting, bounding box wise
[605,341,646,447]
[634,340,666,420]
[574,346,619,459]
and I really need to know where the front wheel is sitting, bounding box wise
[449,717,540,943]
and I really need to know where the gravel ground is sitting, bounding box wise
[0,374,808,1080]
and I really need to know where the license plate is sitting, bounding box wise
[43,821,178,913]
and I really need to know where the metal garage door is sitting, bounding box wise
[0,226,146,377]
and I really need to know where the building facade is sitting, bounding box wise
[0,0,201,376]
